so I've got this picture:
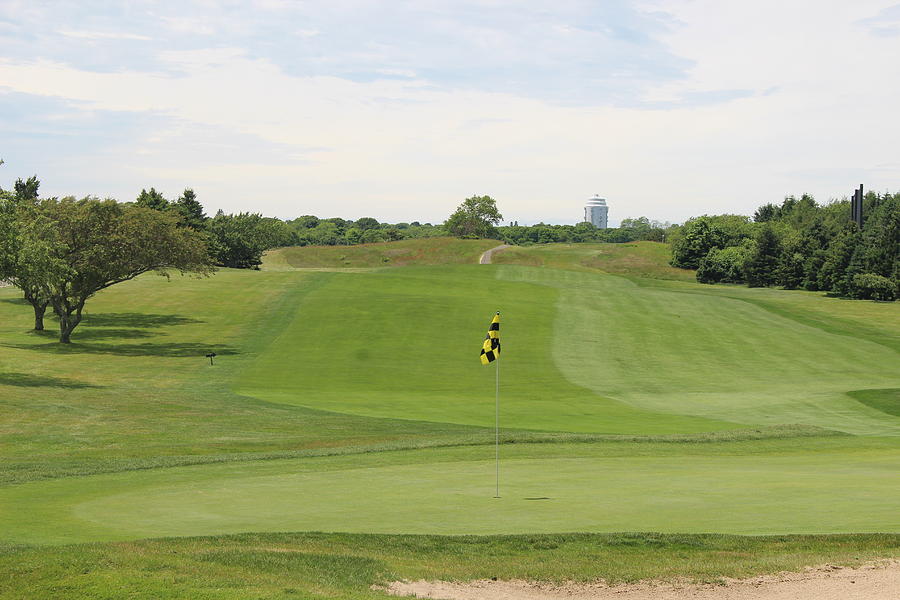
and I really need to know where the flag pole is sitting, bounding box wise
[495,341,500,498]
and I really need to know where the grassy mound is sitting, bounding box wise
[264,237,500,269]
[492,241,697,281]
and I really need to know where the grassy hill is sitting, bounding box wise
[263,237,500,269]
[1,238,898,597]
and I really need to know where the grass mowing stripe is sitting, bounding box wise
[495,265,900,435]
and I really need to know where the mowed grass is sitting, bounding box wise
[2,438,898,545]
[1,238,898,596]
[236,266,736,434]
[264,237,500,269]
[0,271,503,485]
[236,263,900,435]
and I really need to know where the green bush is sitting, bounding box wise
[849,273,898,301]
[696,245,750,284]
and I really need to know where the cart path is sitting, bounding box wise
[479,244,511,264]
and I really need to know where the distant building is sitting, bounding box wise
[584,195,608,228]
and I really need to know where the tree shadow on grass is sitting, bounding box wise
[5,342,239,358]
[0,372,101,389]
[68,328,156,341]
[0,297,29,306]
[82,313,203,328]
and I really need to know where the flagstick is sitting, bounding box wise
[494,355,500,498]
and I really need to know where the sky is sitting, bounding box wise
[1,1,899,226]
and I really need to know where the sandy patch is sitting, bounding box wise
[384,560,899,600]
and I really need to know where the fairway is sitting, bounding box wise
[236,263,900,436]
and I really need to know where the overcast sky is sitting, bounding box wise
[1,1,899,226]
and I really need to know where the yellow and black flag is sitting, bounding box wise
[480,312,500,365]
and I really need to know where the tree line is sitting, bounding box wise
[669,192,899,301]
[443,194,672,244]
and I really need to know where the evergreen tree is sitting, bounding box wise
[744,225,780,287]
[14,175,40,202]
[136,187,168,211]
[172,188,207,230]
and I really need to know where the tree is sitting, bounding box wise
[445,195,503,238]
[206,212,290,269]
[135,187,168,211]
[669,217,728,269]
[0,191,54,330]
[171,188,207,230]
[353,217,380,231]
[696,244,751,284]
[21,198,211,342]
[753,203,779,223]
[744,225,780,287]
[14,175,40,201]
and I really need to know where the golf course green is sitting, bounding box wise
[1,238,897,597]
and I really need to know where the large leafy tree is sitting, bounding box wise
[206,212,293,269]
[445,195,503,238]
[20,198,211,343]
[0,184,55,330]
[669,217,727,269]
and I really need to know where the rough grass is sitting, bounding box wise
[264,237,500,269]
[2,532,898,599]
[493,241,697,281]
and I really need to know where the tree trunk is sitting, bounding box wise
[57,305,83,344]
[32,301,48,331]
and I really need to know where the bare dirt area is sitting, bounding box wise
[385,560,900,600]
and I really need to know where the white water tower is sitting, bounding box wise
[584,195,608,229]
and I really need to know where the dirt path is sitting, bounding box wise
[479,244,511,265]
[385,560,899,600]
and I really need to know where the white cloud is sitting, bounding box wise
[2,1,900,224]
[57,29,153,41]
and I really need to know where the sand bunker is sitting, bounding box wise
[385,560,899,600]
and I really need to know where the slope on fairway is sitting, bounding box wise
[237,263,900,435]
[2,439,898,544]
[235,266,737,435]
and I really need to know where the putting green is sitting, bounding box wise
[2,443,897,545]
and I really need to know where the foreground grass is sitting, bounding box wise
[2,532,898,599]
